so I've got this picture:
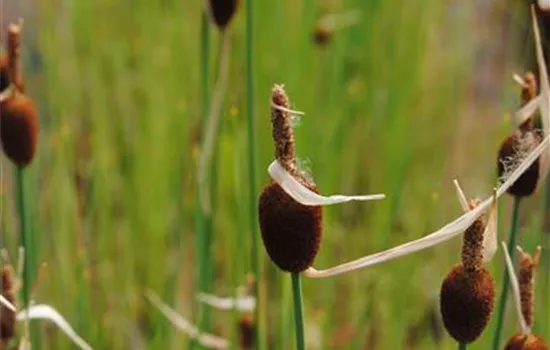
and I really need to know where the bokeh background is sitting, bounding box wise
[1,0,549,349]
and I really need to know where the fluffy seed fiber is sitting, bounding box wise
[504,334,548,350]
[208,0,239,29]
[258,178,323,273]
[439,264,495,343]
[1,266,16,342]
[0,93,39,167]
[497,131,541,197]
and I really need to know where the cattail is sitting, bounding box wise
[259,85,323,273]
[503,246,547,350]
[238,315,254,349]
[207,0,239,30]
[0,92,39,167]
[440,199,495,343]
[312,26,331,46]
[0,55,9,92]
[498,72,545,197]
[1,266,17,342]
[312,11,360,46]
[1,21,36,167]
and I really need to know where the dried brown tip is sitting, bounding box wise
[238,315,255,349]
[207,0,239,30]
[521,72,538,107]
[504,334,548,350]
[497,130,542,197]
[271,85,297,175]
[461,199,485,272]
[0,93,39,167]
[313,25,331,46]
[1,266,17,342]
[258,178,323,272]
[517,247,541,328]
[7,23,22,92]
[439,264,495,343]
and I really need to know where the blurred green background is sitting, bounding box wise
[1,0,549,349]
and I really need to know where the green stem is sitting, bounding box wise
[458,342,467,350]
[291,273,306,350]
[16,167,31,308]
[245,0,263,349]
[492,197,522,350]
[543,174,550,339]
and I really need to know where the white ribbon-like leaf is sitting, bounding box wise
[501,243,531,336]
[303,131,550,278]
[146,291,228,349]
[196,293,256,313]
[532,7,550,159]
[16,305,93,350]
[268,160,385,206]
[514,95,541,127]
[539,0,550,11]
[0,294,16,312]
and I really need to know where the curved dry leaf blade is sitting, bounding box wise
[501,243,531,335]
[146,291,228,349]
[16,305,93,350]
[268,160,385,206]
[482,198,498,263]
[304,134,550,278]
[532,8,550,142]
[453,179,469,212]
[196,293,256,312]
[0,295,16,311]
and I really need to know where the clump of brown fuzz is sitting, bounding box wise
[259,85,323,272]
[498,72,543,197]
[0,93,39,167]
[238,315,255,349]
[1,266,17,342]
[259,179,323,272]
[504,334,548,350]
[208,0,239,30]
[440,199,495,343]
[440,265,495,343]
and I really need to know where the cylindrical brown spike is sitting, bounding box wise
[518,248,541,328]
[271,85,297,175]
[521,72,538,107]
[1,266,17,342]
[439,264,495,343]
[497,130,541,197]
[207,0,239,30]
[259,179,323,272]
[0,93,39,167]
[0,55,9,92]
[504,334,548,350]
[7,23,21,91]
[461,200,485,273]
[238,315,255,349]
[259,85,323,272]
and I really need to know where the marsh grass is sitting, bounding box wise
[7,1,546,349]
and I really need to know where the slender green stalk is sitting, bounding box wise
[458,342,467,350]
[245,0,263,349]
[291,273,306,350]
[192,11,210,350]
[543,175,550,339]
[16,167,31,307]
[492,197,522,350]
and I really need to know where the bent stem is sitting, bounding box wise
[291,273,305,350]
[492,197,522,350]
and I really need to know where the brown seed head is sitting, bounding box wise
[461,199,485,273]
[504,334,548,350]
[238,315,255,349]
[497,130,542,197]
[207,0,239,30]
[259,178,323,272]
[518,247,541,328]
[1,266,16,341]
[271,85,297,175]
[0,93,39,167]
[313,25,331,46]
[521,72,538,107]
[439,264,495,343]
